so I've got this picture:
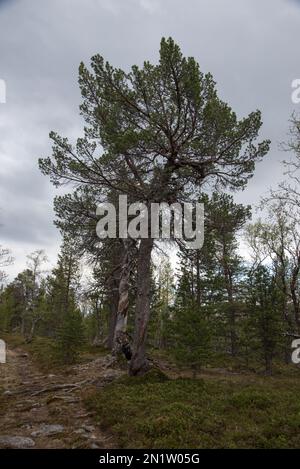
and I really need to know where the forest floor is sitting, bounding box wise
[1,336,300,449]
[0,337,124,449]
[85,362,300,448]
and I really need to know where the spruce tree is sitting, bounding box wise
[170,306,212,377]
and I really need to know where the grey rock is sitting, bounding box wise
[90,443,100,449]
[0,436,35,449]
[74,429,86,435]
[31,424,64,437]
[82,425,95,433]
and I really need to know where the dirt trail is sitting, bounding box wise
[0,345,124,448]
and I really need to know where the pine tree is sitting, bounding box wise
[47,239,84,363]
[39,37,269,375]
[170,306,212,377]
[56,308,84,364]
[246,266,283,374]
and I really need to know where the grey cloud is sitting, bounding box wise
[0,0,299,277]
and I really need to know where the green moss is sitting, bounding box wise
[23,337,60,371]
[0,333,25,348]
[227,389,274,410]
[119,368,170,386]
[85,374,300,449]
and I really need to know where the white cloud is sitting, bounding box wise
[139,0,161,14]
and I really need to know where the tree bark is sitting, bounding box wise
[129,237,154,376]
[26,317,40,343]
[92,299,103,346]
[196,251,201,308]
[20,316,26,337]
[113,239,135,356]
[107,291,119,350]
[221,240,237,357]
[290,260,300,333]
[264,352,273,376]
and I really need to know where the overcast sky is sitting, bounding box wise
[0,0,299,278]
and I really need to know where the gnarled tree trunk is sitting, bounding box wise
[113,239,136,358]
[129,237,153,376]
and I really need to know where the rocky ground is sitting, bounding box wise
[0,346,124,448]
